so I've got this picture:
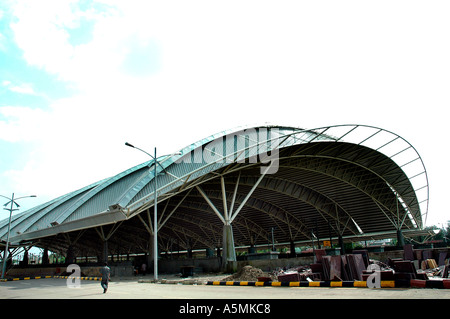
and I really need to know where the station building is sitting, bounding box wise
[0,125,431,272]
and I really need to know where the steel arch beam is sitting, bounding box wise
[229,175,361,236]
[279,156,415,230]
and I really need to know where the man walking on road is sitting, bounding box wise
[100,262,111,293]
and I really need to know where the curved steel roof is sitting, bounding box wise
[0,124,429,255]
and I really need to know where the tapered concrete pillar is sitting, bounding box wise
[222,224,236,270]
[397,229,405,248]
[338,235,345,255]
[102,241,108,263]
[147,234,154,272]
[20,249,29,267]
[290,240,296,258]
[206,248,214,258]
[42,248,49,265]
[66,245,75,265]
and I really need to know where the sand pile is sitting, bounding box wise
[221,265,277,282]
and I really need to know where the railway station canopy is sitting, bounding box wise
[0,125,431,262]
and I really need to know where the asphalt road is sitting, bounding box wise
[1,277,449,299]
[1,278,448,317]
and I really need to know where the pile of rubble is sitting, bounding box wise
[221,265,277,282]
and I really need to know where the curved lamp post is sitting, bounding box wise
[1,193,36,279]
[125,142,180,281]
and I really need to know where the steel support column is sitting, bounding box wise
[198,163,275,269]
[196,183,237,267]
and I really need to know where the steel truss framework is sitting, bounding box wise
[0,125,430,263]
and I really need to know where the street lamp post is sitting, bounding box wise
[1,193,36,279]
[125,142,180,281]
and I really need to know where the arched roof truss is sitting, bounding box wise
[1,125,429,254]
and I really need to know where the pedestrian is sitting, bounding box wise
[100,262,111,293]
[141,263,147,275]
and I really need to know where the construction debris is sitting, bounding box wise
[302,249,374,281]
[221,265,277,282]
[221,247,450,287]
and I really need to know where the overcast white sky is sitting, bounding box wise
[0,1,449,228]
